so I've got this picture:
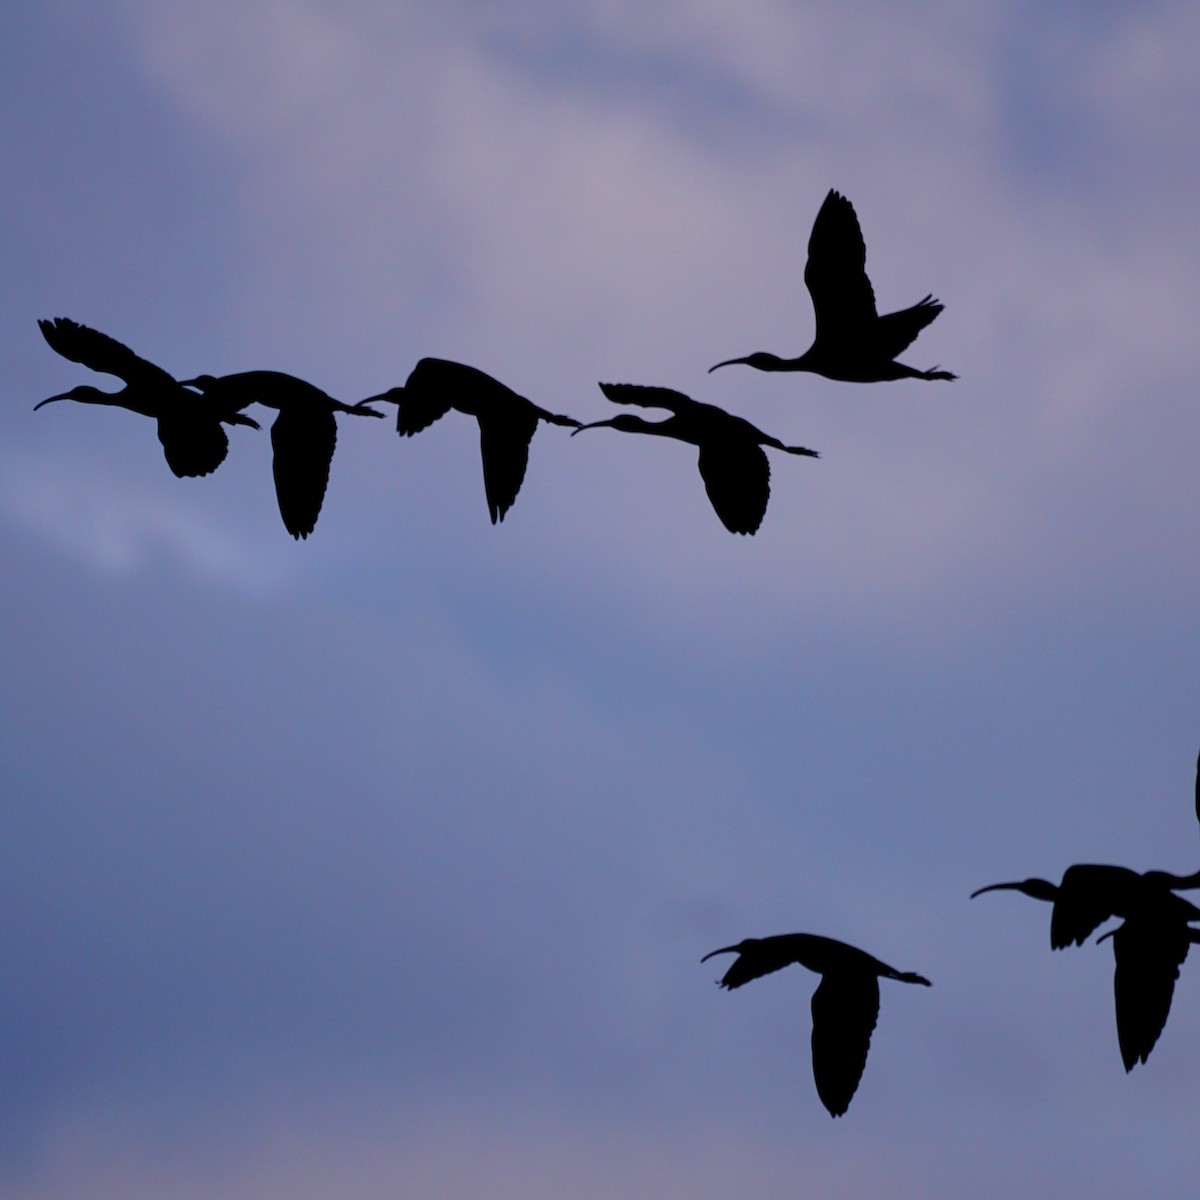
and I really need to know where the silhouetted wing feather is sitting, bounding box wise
[697,441,769,535]
[157,413,230,478]
[1050,865,1133,948]
[715,944,801,990]
[1111,921,1190,1071]
[477,407,538,524]
[394,391,452,437]
[810,972,879,1117]
[876,296,944,359]
[803,191,877,344]
[270,405,335,539]
[598,382,689,415]
[39,317,176,388]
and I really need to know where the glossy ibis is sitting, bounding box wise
[572,383,818,535]
[181,371,383,539]
[364,358,581,524]
[973,864,1200,1069]
[709,190,956,383]
[702,932,930,1116]
[35,317,259,477]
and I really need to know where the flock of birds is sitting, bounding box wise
[34,190,951,539]
[34,189,1198,1117]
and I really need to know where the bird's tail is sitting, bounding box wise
[542,410,583,428]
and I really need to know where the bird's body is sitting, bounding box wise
[181,371,382,539]
[972,864,1200,1069]
[364,357,581,523]
[572,383,818,535]
[702,932,930,1117]
[35,318,259,477]
[709,190,955,384]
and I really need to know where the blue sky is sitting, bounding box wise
[4,2,1200,1196]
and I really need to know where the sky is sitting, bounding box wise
[3,1,1200,1196]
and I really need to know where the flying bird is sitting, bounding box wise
[572,383,818,535]
[709,189,956,383]
[972,864,1200,1070]
[35,317,259,477]
[181,371,383,539]
[363,358,581,524]
[702,932,930,1117]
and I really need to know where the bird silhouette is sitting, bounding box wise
[572,383,818,535]
[363,358,581,524]
[35,317,260,477]
[180,371,383,539]
[972,864,1200,1070]
[709,190,956,383]
[702,932,930,1117]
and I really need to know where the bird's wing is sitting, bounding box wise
[38,317,176,388]
[810,971,879,1117]
[1111,921,1191,1071]
[598,382,687,414]
[876,296,944,358]
[696,441,770,535]
[1049,865,1129,948]
[1194,748,1199,831]
[390,359,456,436]
[270,404,336,539]
[157,412,230,478]
[803,191,878,345]
[477,406,539,524]
[394,391,452,437]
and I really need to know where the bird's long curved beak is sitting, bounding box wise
[708,357,750,373]
[969,881,1020,899]
[34,392,72,410]
[700,944,740,963]
[361,389,401,406]
[570,419,616,436]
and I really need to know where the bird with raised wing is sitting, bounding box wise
[181,371,382,539]
[35,317,259,477]
[972,863,1200,1070]
[702,932,930,1117]
[364,358,581,524]
[709,190,956,383]
[572,383,818,535]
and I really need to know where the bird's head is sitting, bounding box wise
[970,878,1058,902]
[360,387,403,406]
[570,414,649,437]
[708,352,783,374]
[34,385,109,410]
[178,374,219,393]
[700,939,758,963]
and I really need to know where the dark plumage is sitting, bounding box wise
[972,863,1200,1070]
[35,317,259,477]
[572,383,818,535]
[702,932,930,1117]
[181,371,382,539]
[364,358,580,524]
[710,190,955,383]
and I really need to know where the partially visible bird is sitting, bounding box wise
[363,358,581,524]
[972,864,1200,1070]
[702,932,931,1117]
[571,383,818,535]
[35,317,259,477]
[709,189,956,383]
[180,371,383,539]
